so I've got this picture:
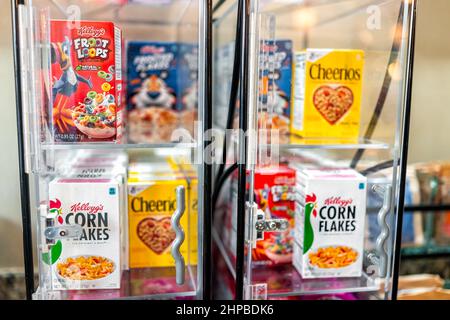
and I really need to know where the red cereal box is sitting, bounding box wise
[252,165,296,266]
[50,20,123,143]
[229,165,296,266]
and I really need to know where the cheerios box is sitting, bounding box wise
[292,168,366,278]
[127,171,197,268]
[290,49,364,139]
[47,178,121,290]
[50,20,123,143]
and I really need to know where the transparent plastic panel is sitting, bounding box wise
[19,0,205,300]
[243,0,415,300]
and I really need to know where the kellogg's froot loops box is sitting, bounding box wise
[291,49,364,139]
[292,168,367,278]
[50,20,123,142]
[230,166,296,266]
[48,178,121,290]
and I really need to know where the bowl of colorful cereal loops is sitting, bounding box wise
[264,233,293,264]
[72,92,116,139]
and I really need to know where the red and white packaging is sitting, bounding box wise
[48,178,122,290]
[227,165,296,266]
[50,20,123,143]
[292,168,367,278]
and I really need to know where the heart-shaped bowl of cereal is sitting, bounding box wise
[56,255,116,288]
[72,92,116,139]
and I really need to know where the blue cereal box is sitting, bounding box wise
[259,40,293,135]
[177,43,199,136]
[126,42,179,143]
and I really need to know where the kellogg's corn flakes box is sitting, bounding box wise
[48,178,122,290]
[291,49,364,139]
[292,168,367,278]
[50,20,123,143]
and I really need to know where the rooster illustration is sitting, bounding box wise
[51,36,93,103]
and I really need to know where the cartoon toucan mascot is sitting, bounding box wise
[51,36,92,103]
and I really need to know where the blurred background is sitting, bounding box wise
[1,0,449,299]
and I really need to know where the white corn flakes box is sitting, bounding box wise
[48,178,121,290]
[293,168,367,278]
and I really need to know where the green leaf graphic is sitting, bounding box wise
[42,240,62,265]
[303,203,314,253]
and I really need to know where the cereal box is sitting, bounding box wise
[230,165,296,266]
[259,40,293,135]
[126,42,179,143]
[291,49,364,139]
[50,20,123,143]
[292,168,367,278]
[47,178,121,290]
[178,43,199,136]
[128,171,197,268]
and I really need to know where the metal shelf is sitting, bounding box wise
[401,245,450,260]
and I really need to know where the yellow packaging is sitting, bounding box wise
[290,49,364,139]
[167,156,198,257]
[128,172,198,268]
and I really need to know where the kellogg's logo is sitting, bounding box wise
[70,202,104,214]
[261,43,279,52]
[140,45,165,54]
[77,26,106,38]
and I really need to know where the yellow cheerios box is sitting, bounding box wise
[128,175,197,268]
[291,49,364,139]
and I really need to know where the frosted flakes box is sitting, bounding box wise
[50,20,123,143]
[292,168,367,278]
[178,43,199,136]
[259,40,293,135]
[291,49,364,139]
[47,178,121,290]
[126,42,179,143]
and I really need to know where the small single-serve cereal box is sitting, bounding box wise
[178,43,199,136]
[126,42,180,143]
[230,165,296,266]
[127,163,197,268]
[259,40,293,135]
[292,168,367,278]
[50,20,123,143]
[291,49,364,139]
[47,178,121,290]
